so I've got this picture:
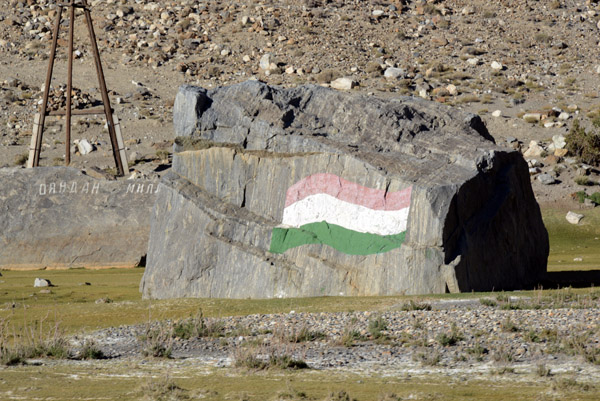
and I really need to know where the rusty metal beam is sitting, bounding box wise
[82,0,124,176]
[33,5,63,167]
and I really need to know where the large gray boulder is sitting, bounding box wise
[0,167,156,269]
[140,81,548,299]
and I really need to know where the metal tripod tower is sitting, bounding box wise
[29,0,126,176]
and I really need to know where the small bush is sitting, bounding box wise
[283,326,326,343]
[501,317,519,332]
[400,300,432,311]
[479,298,497,307]
[368,315,389,340]
[536,363,552,377]
[233,347,267,370]
[139,375,188,400]
[78,340,104,360]
[140,325,173,358]
[414,349,441,366]
[325,391,357,401]
[492,345,515,364]
[269,354,309,370]
[316,69,341,84]
[566,120,600,166]
[233,346,309,370]
[14,153,28,166]
[575,176,593,186]
[436,324,464,346]
[574,191,587,203]
[525,329,541,343]
[467,343,488,361]
[172,310,224,339]
[0,317,73,366]
[339,328,365,347]
[155,150,170,162]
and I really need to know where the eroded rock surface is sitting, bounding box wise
[0,167,156,269]
[141,81,548,299]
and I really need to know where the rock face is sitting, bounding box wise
[141,81,548,299]
[0,167,157,270]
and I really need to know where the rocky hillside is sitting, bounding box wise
[1,0,599,205]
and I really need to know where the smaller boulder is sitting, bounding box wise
[552,134,566,150]
[34,278,52,288]
[523,141,544,158]
[566,211,584,225]
[330,77,356,90]
[384,67,405,79]
[537,173,556,185]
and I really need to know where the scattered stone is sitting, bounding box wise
[259,53,277,72]
[543,155,560,165]
[34,278,52,287]
[491,61,503,70]
[529,167,541,175]
[467,58,480,66]
[462,6,476,15]
[492,110,502,117]
[446,84,458,96]
[554,148,568,157]
[523,141,544,158]
[537,173,556,185]
[330,77,356,90]
[383,67,405,79]
[75,139,94,155]
[558,112,571,120]
[552,134,566,149]
[566,211,584,224]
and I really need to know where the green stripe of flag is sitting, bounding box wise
[269,221,406,255]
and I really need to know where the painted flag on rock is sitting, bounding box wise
[269,173,412,255]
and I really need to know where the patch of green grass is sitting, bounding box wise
[0,352,598,400]
[542,207,600,271]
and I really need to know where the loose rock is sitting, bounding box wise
[566,211,584,224]
[34,278,52,287]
